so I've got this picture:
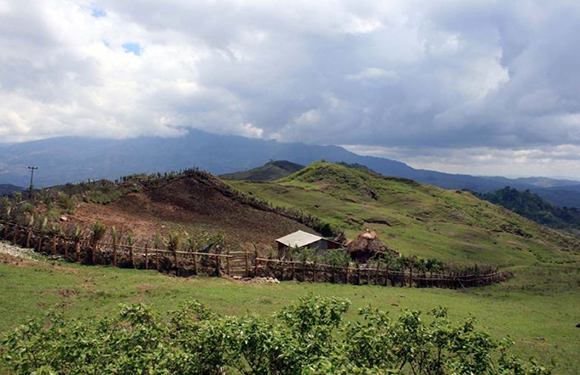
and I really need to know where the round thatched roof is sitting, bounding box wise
[346,230,399,259]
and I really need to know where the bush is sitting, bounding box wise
[0,296,551,374]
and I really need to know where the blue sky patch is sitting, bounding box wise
[91,8,107,18]
[122,42,143,56]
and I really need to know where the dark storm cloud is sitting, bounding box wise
[0,0,579,176]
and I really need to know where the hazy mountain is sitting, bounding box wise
[1,129,579,207]
[220,160,305,181]
[0,184,23,196]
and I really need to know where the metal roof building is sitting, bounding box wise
[275,230,341,258]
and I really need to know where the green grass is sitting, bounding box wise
[223,162,580,373]
[2,163,579,373]
[0,256,579,373]
[228,163,579,266]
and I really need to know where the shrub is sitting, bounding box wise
[57,192,76,213]
[0,296,552,375]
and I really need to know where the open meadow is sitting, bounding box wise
[1,246,579,373]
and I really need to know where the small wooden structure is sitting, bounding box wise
[276,230,341,258]
[347,230,399,263]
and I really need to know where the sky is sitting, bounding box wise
[0,0,579,179]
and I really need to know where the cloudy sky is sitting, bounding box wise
[1,0,579,179]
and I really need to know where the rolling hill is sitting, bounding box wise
[220,160,304,181]
[1,129,579,207]
[2,162,580,373]
[50,171,320,248]
[228,162,580,266]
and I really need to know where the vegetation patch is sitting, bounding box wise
[0,295,552,374]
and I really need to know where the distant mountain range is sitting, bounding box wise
[0,184,23,196]
[1,129,579,207]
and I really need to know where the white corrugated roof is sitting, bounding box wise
[276,230,323,248]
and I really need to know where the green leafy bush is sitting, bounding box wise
[1,296,552,374]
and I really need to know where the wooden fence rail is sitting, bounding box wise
[0,220,511,288]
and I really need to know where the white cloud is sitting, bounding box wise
[0,0,580,177]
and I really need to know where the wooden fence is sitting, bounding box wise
[0,220,511,288]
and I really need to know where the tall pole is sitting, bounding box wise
[28,166,38,199]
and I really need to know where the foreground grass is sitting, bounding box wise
[1,254,579,374]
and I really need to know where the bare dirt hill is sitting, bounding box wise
[68,173,315,248]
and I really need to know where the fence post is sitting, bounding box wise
[12,224,18,245]
[215,249,221,277]
[51,235,57,255]
[291,258,296,280]
[254,249,259,277]
[384,265,388,286]
[345,264,349,284]
[409,265,413,287]
[26,227,32,248]
[375,262,380,285]
[193,252,198,275]
[173,249,179,276]
[155,250,160,271]
[112,239,117,267]
[357,264,361,285]
[311,260,316,283]
[226,249,230,276]
[130,245,135,268]
[75,239,80,262]
[244,248,249,277]
[37,234,44,253]
[144,243,149,270]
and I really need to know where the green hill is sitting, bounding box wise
[474,187,580,235]
[220,160,304,181]
[228,162,579,267]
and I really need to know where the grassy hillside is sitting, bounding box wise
[220,160,305,181]
[228,162,580,267]
[0,250,579,373]
[1,163,580,373]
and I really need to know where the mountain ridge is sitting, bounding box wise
[1,129,579,207]
[220,160,305,181]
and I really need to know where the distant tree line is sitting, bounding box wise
[471,187,580,232]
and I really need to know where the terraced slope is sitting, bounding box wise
[228,162,580,266]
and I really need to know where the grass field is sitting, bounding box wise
[1,250,579,374]
[1,163,579,373]
[228,163,579,266]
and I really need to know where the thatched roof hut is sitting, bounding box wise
[347,230,399,263]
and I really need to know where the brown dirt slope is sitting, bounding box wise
[69,174,315,248]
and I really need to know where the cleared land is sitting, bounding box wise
[64,173,315,248]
